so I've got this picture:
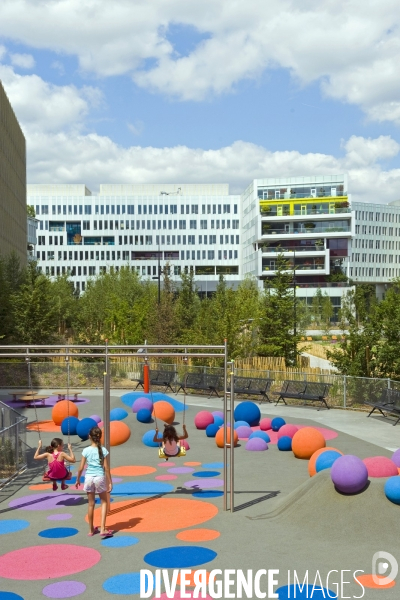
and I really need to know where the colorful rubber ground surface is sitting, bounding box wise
[0,390,399,599]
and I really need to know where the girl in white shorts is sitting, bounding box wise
[75,426,113,538]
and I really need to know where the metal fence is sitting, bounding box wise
[0,359,396,409]
[0,401,27,487]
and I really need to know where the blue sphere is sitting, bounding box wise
[385,476,400,505]
[234,420,250,429]
[206,423,220,438]
[61,416,79,436]
[271,417,286,431]
[142,429,162,448]
[249,431,270,443]
[137,408,152,423]
[234,402,261,427]
[213,415,224,427]
[76,417,98,441]
[110,408,129,421]
[316,450,342,473]
[277,436,292,451]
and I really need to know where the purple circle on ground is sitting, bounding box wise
[42,581,86,598]
[9,493,84,511]
[167,467,194,474]
[2,396,90,410]
[184,479,224,489]
[47,513,73,521]
[158,462,175,467]
[112,477,123,483]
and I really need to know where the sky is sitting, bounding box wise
[0,0,400,202]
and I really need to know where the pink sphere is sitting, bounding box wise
[277,424,299,439]
[363,456,399,478]
[260,418,272,431]
[132,397,153,413]
[236,425,253,439]
[181,440,190,450]
[194,411,214,430]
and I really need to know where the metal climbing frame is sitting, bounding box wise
[0,343,236,511]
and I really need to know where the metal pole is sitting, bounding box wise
[230,360,235,513]
[343,375,347,409]
[223,339,228,511]
[66,347,70,391]
[158,240,161,305]
[293,248,297,366]
[103,339,110,452]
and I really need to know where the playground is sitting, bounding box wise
[1,379,400,599]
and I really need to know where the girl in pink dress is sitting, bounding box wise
[153,424,188,461]
[34,438,75,490]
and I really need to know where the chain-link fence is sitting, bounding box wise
[0,359,396,409]
[0,401,27,486]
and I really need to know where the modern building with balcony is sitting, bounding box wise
[0,81,27,264]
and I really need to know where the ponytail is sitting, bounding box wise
[46,438,63,454]
[89,427,104,467]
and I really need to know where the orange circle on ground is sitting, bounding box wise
[26,420,61,432]
[177,571,211,587]
[355,574,396,589]
[111,466,156,476]
[29,484,53,490]
[308,447,343,477]
[89,497,218,533]
[176,529,220,541]
[184,462,202,466]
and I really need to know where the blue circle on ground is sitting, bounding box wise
[277,585,337,599]
[112,482,173,497]
[249,431,271,443]
[192,471,221,478]
[142,429,162,447]
[38,527,79,538]
[137,408,152,423]
[205,423,219,437]
[277,436,292,451]
[271,417,286,431]
[61,416,80,436]
[0,593,24,599]
[144,546,217,568]
[101,536,139,548]
[121,392,185,412]
[0,520,30,535]
[202,462,224,469]
[192,490,223,498]
[110,408,129,421]
[316,450,342,473]
[95,497,114,505]
[103,572,141,595]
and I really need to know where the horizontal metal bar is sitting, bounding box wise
[0,352,225,359]
[0,344,225,350]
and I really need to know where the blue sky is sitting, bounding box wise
[0,0,400,200]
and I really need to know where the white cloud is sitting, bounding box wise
[25,130,400,204]
[1,0,400,121]
[10,52,35,69]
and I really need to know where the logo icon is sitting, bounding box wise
[372,551,398,586]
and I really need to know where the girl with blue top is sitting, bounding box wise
[75,426,113,538]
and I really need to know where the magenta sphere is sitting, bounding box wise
[132,396,153,413]
[181,439,190,450]
[194,411,214,430]
[260,418,272,431]
[331,455,368,494]
[246,438,268,451]
[277,424,299,439]
[236,425,253,439]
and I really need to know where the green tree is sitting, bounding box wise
[321,294,334,336]
[258,253,301,365]
[311,287,323,326]
[373,279,400,378]
[174,269,200,343]
[27,205,36,217]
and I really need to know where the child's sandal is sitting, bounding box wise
[87,527,100,537]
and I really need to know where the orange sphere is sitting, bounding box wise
[308,446,343,476]
[109,421,131,446]
[51,401,78,426]
[152,401,175,425]
[215,427,239,448]
[292,427,326,459]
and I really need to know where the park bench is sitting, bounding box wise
[227,376,273,404]
[274,380,332,410]
[18,395,48,406]
[9,390,37,402]
[131,369,176,393]
[175,373,222,398]
[52,391,82,402]
[364,388,400,426]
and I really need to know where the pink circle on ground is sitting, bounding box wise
[0,545,101,580]
[156,474,178,481]
[9,493,83,511]
[184,479,224,488]
[296,425,338,440]
[158,594,212,599]
[168,467,194,474]
[42,580,86,598]
[158,462,176,467]
[47,513,73,521]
